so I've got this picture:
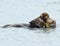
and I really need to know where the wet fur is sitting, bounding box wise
[2,13,56,28]
[39,13,54,28]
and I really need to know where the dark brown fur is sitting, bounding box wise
[29,18,46,28]
[29,12,56,28]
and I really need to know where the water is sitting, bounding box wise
[0,0,60,46]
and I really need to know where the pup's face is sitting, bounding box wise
[40,13,49,22]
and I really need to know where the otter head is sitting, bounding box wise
[39,12,49,23]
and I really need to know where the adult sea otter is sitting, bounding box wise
[2,13,56,28]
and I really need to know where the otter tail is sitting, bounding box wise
[2,23,30,28]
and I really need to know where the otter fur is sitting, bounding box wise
[2,13,56,28]
[38,12,56,28]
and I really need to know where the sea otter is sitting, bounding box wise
[29,12,56,28]
[38,12,56,28]
[2,13,56,28]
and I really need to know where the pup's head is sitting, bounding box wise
[39,12,49,22]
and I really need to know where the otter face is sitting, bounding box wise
[39,13,51,28]
[45,18,54,28]
[39,13,49,23]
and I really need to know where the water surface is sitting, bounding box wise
[0,0,60,46]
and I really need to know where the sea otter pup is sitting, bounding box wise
[40,12,56,28]
[2,13,56,28]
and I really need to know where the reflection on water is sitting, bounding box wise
[0,27,58,46]
[27,27,56,33]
